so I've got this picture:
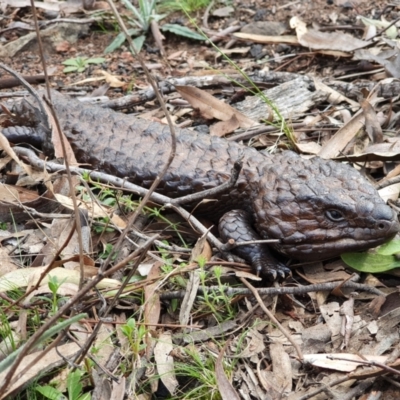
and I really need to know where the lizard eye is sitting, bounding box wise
[326,209,345,222]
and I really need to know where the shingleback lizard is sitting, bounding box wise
[2,90,399,279]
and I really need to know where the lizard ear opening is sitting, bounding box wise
[325,209,345,222]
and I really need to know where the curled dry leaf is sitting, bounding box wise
[175,85,258,130]
[303,353,400,372]
[291,16,371,52]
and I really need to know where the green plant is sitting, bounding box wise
[171,344,234,400]
[35,369,91,400]
[105,0,204,54]
[120,318,147,356]
[160,0,211,13]
[98,243,118,261]
[47,275,68,315]
[92,217,115,234]
[196,259,236,322]
[62,56,105,73]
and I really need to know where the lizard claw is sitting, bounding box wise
[255,260,291,281]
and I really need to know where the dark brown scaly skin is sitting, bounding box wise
[2,91,399,279]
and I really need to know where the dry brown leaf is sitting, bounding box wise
[175,85,258,129]
[144,262,161,330]
[215,343,240,400]
[318,109,365,159]
[291,16,371,52]
[313,78,359,108]
[361,99,383,143]
[233,32,299,45]
[295,142,322,155]
[210,114,240,137]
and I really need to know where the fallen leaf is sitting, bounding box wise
[175,85,258,129]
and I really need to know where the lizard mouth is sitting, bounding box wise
[278,218,400,261]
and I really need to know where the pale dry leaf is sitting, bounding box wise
[313,78,359,108]
[379,183,400,202]
[295,142,322,155]
[359,16,398,39]
[111,376,126,400]
[270,343,292,394]
[190,231,213,262]
[215,344,240,400]
[318,109,365,159]
[96,70,125,88]
[69,76,105,86]
[233,32,299,45]
[339,296,355,349]
[233,328,265,358]
[291,16,371,52]
[212,6,234,17]
[29,282,79,298]
[175,85,258,129]
[55,193,126,229]
[0,132,33,176]
[52,218,90,270]
[154,332,179,395]
[144,262,161,330]
[0,266,120,293]
[94,324,115,367]
[303,353,399,372]
[179,270,200,326]
[0,247,18,277]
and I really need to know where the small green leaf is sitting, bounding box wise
[62,59,79,66]
[132,35,146,53]
[161,24,205,41]
[341,252,400,273]
[375,239,400,256]
[78,394,91,400]
[67,370,83,400]
[35,385,65,400]
[104,29,141,54]
[63,66,78,73]
[87,57,106,64]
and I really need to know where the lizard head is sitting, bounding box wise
[253,152,399,260]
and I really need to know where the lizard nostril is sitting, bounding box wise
[378,222,386,230]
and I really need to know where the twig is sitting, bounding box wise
[160,279,386,300]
